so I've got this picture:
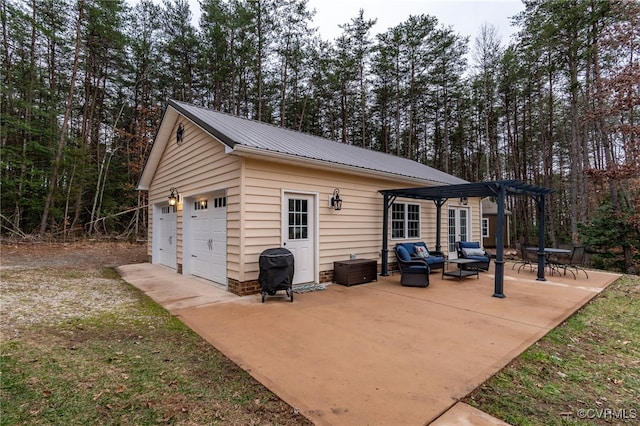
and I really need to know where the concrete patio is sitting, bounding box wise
[117,262,620,425]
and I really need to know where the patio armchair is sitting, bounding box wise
[393,245,431,287]
[455,241,491,271]
[395,241,445,272]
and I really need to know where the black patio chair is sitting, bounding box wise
[553,246,589,279]
[512,242,536,273]
[456,241,491,271]
[394,245,431,287]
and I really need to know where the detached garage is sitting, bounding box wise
[137,100,476,295]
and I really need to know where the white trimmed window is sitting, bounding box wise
[391,203,420,239]
[482,218,489,238]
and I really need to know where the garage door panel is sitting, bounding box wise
[187,196,227,286]
[157,205,177,269]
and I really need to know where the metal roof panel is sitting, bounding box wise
[170,100,466,185]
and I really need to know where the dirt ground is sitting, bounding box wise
[0,240,149,269]
[1,240,311,425]
[1,241,150,340]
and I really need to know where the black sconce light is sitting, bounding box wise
[176,123,184,145]
[459,197,468,206]
[168,187,180,206]
[330,188,342,211]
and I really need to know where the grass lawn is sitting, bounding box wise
[464,274,640,425]
[2,243,638,425]
[1,264,311,426]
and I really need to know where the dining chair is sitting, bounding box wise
[513,242,536,273]
[554,246,589,279]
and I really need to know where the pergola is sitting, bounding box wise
[380,180,554,298]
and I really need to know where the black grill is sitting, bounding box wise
[258,248,295,302]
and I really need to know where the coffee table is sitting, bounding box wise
[442,259,480,281]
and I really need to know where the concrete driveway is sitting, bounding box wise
[117,263,619,425]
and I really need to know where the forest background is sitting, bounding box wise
[1,0,638,273]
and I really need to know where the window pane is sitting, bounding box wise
[460,210,468,241]
[407,204,420,238]
[391,203,405,239]
[391,203,420,239]
[288,198,308,240]
[448,209,456,252]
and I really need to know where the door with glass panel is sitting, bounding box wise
[283,193,315,284]
[448,207,469,258]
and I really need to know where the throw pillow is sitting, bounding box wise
[396,245,411,262]
[463,248,486,257]
[415,246,429,258]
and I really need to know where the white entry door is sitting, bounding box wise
[283,193,315,284]
[157,205,177,269]
[189,195,227,286]
[448,207,470,258]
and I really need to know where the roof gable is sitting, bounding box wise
[482,198,512,215]
[138,100,467,189]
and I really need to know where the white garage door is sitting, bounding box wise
[158,205,177,269]
[189,195,227,286]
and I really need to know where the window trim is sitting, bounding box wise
[482,217,489,238]
[390,202,421,240]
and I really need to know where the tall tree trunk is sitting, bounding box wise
[39,0,84,237]
[568,47,580,244]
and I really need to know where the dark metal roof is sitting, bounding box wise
[380,180,553,200]
[169,100,467,185]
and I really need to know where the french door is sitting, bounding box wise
[448,207,470,258]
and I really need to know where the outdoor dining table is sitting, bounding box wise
[525,247,572,276]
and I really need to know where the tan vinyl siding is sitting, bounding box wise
[239,158,448,280]
[147,119,241,279]
[145,115,479,285]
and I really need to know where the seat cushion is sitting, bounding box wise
[396,245,411,262]
[425,256,444,265]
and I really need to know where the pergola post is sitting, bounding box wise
[492,185,506,298]
[381,193,391,276]
[433,199,446,253]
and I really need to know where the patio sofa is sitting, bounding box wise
[395,242,445,272]
[393,242,445,287]
[455,241,491,271]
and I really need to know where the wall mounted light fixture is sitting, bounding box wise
[459,197,468,205]
[330,188,342,210]
[168,187,180,206]
[176,123,185,145]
